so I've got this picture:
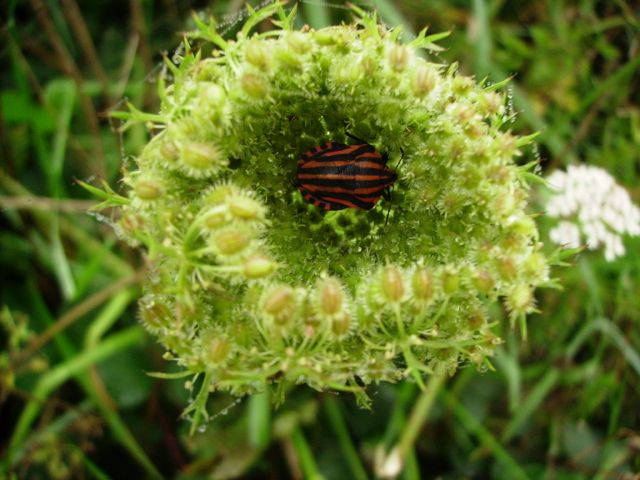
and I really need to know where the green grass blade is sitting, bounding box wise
[595,318,640,376]
[72,238,117,300]
[4,327,149,472]
[81,455,112,480]
[576,54,640,115]
[85,289,137,347]
[369,0,416,41]
[0,170,132,277]
[44,79,76,198]
[383,382,417,446]
[247,390,271,450]
[501,368,560,442]
[442,389,529,480]
[50,215,77,300]
[92,396,163,479]
[291,426,324,480]
[300,0,331,29]
[494,338,522,413]
[471,0,492,77]
[9,400,93,465]
[323,396,368,480]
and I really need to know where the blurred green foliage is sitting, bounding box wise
[1,0,638,478]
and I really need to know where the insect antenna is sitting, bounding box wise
[345,130,369,145]
[384,202,392,226]
[395,147,406,170]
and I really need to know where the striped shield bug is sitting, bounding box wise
[295,133,398,211]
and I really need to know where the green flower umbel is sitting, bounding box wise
[109,3,549,428]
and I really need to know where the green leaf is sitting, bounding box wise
[409,28,450,51]
[146,370,194,379]
[1,90,54,130]
[97,349,152,409]
[190,12,228,50]
[501,368,560,442]
[240,1,284,38]
[109,101,167,129]
[76,179,130,208]
[515,131,541,147]
[273,2,298,31]
[484,75,514,91]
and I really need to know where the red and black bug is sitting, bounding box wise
[296,134,398,211]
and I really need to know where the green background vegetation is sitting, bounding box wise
[1,0,639,478]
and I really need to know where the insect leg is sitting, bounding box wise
[345,130,369,145]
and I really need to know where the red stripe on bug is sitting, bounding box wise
[299,160,387,170]
[297,173,389,181]
[320,144,364,157]
[322,197,365,209]
[301,183,387,194]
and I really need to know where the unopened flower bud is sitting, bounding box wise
[263,286,294,314]
[244,255,277,279]
[263,286,296,325]
[159,140,178,163]
[454,104,475,123]
[207,337,230,363]
[507,283,535,315]
[240,72,268,98]
[468,348,484,365]
[496,256,517,281]
[203,208,227,229]
[496,132,519,157]
[492,192,517,220]
[451,75,473,95]
[388,44,409,71]
[414,65,437,96]
[181,142,225,172]
[489,165,512,185]
[467,310,486,329]
[229,196,264,220]
[286,32,310,54]
[176,117,198,137]
[314,30,335,46]
[276,49,301,70]
[133,178,164,200]
[509,215,537,238]
[480,91,503,116]
[203,83,226,107]
[359,55,376,74]
[441,268,460,295]
[441,192,465,215]
[213,229,251,255]
[333,62,362,85]
[412,268,434,301]
[318,278,343,315]
[206,185,235,206]
[331,312,350,337]
[523,252,547,278]
[245,41,270,69]
[474,270,495,294]
[140,300,172,330]
[381,266,404,303]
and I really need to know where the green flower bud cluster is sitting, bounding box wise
[110,3,549,425]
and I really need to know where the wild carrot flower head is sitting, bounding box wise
[105,3,549,429]
[546,164,640,261]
